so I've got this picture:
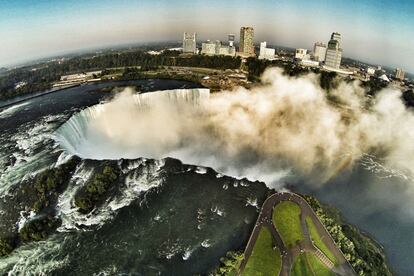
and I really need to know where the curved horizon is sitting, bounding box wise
[1,0,413,73]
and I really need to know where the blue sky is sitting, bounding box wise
[0,0,413,72]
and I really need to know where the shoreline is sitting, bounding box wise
[0,84,80,109]
[0,75,207,110]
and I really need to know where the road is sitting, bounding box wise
[238,192,356,276]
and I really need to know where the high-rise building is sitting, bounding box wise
[395,68,405,81]
[313,42,327,63]
[183,32,197,54]
[259,42,275,60]
[331,32,341,43]
[325,32,343,69]
[239,27,254,56]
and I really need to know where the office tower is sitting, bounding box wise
[313,42,327,62]
[183,32,197,54]
[259,41,275,60]
[239,27,254,56]
[395,68,405,81]
[331,32,341,43]
[325,32,342,69]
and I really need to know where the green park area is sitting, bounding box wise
[305,217,338,265]
[242,227,281,276]
[272,201,304,247]
[291,253,334,276]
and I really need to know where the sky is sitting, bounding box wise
[0,0,413,72]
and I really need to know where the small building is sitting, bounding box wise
[394,68,405,81]
[300,59,320,67]
[295,48,308,60]
[259,42,276,60]
[367,67,376,76]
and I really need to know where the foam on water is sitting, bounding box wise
[0,114,67,195]
[0,236,69,275]
[57,159,165,231]
[0,102,30,119]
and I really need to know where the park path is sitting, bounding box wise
[238,192,355,276]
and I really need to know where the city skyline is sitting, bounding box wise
[1,0,414,72]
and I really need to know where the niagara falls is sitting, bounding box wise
[1,2,414,273]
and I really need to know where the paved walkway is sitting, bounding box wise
[238,192,355,276]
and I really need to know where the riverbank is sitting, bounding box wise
[0,84,80,109]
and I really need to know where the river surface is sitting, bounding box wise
[0,79,412,275]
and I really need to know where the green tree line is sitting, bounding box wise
[0,50,241,101]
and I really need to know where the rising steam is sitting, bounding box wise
[56,68,414,186]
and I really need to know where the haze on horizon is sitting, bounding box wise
[1,0,414,73]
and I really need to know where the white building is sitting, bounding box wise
[300,59,320,67]
[325,32,342,69]
[295,48,309,60]
[379,74,390,82]
[201,37,236,57]
[259,42,275,60]
[313,42,326,63]
[218,46,236,56]
[367,67,376,75]
[201,40,216,55]
[54,71,102,87]
[183,32,197,54]
[60,71,101,82]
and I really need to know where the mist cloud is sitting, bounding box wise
[57,68,414,187]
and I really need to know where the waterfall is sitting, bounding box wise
[54,88,210,160]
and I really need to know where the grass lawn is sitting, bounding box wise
[272,201,304,247]
[242,227,281,276]
[291,253,334,276]
[305,217,338,265]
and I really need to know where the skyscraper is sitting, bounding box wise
[313,42,327,63]
[394,68,405,81]
[239,27,254,56]
[325,32,342,69]
[183,32,197,54]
